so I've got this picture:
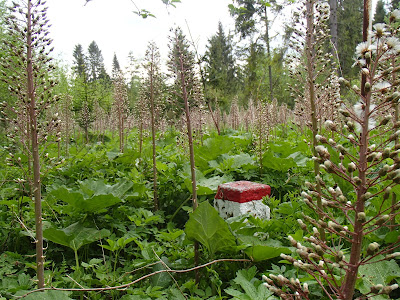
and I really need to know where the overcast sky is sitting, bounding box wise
[46,0,235,72]
[45,0,379,73]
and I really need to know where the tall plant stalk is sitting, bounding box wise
[168,28,204,280]
[26,1,45,287]
[341,2,372,298]
[305,0,326,240]
[0,0,59,288]
[143,42,163,211]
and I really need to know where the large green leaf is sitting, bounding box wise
[50,187,85,207]
[50,183,124,213]
[357,258,400,297]
[79,179,133,198]
[238,235,291,262]
[23,291,73,300]
[186,175,231,196]
[262,151,297,172]
[185,201,237,256]
[195,136,235,169]
[151,257,172,288]
[43,222,110,251]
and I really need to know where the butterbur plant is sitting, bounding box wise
[168,27,204,277]
[263,4,400,300]
[142,41,164,210]
[112,70,128,153]
[0,0,59,289]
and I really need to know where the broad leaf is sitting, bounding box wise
[79,179,133,198]
[44,222,110,251]
[192,175,231,196]
[185,201,237,256]
[238,235,291,261]
[50,184,123,213]
[151,257,172,288]
[357,258,400,297]
[23,291,73,300]
[262,151,297,172]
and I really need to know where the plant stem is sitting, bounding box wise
[74,249,80,271]
[27,0,44,288]
[306,0,326,241]
[149,52,159,211]
[341,1,371,299]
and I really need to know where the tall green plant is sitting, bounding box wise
[0,0,59,288]
[263,3,400,300]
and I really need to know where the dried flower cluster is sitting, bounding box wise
[263,7,400,300]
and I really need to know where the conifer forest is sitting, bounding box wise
[2,0,400,299]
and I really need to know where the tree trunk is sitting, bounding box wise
[207,100,220,135]
[264,7,273,102]
[329,0,338,54]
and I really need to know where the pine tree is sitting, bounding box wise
[73,44,87,77]
[87,41,109,82]
[374,0,387,24]
[337,0,363,78]
[329,0,338,54]
[112,53,121,78]
[72,44,93,143]
[204,22,237,109]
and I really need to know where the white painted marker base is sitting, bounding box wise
[214,198,270,219]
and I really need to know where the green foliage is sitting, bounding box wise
[356,258,400,297]
[0,128,314,298]
[374,0,387,24]
[204,22,238,109]
[237,235,291,262]
[225,266,276,300]
[337,0,363,78]
[185,201,237,257]
[24,291,74,300]
[43,222,110,252]
[49,179,132,214]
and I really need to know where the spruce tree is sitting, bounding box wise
[374,0,387,24]
[87,41,109,82]
[204,22,237,109]
[230,0,285,102]
[337,0,363,78]
[73,44,87,77]
[112,53,121,78]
